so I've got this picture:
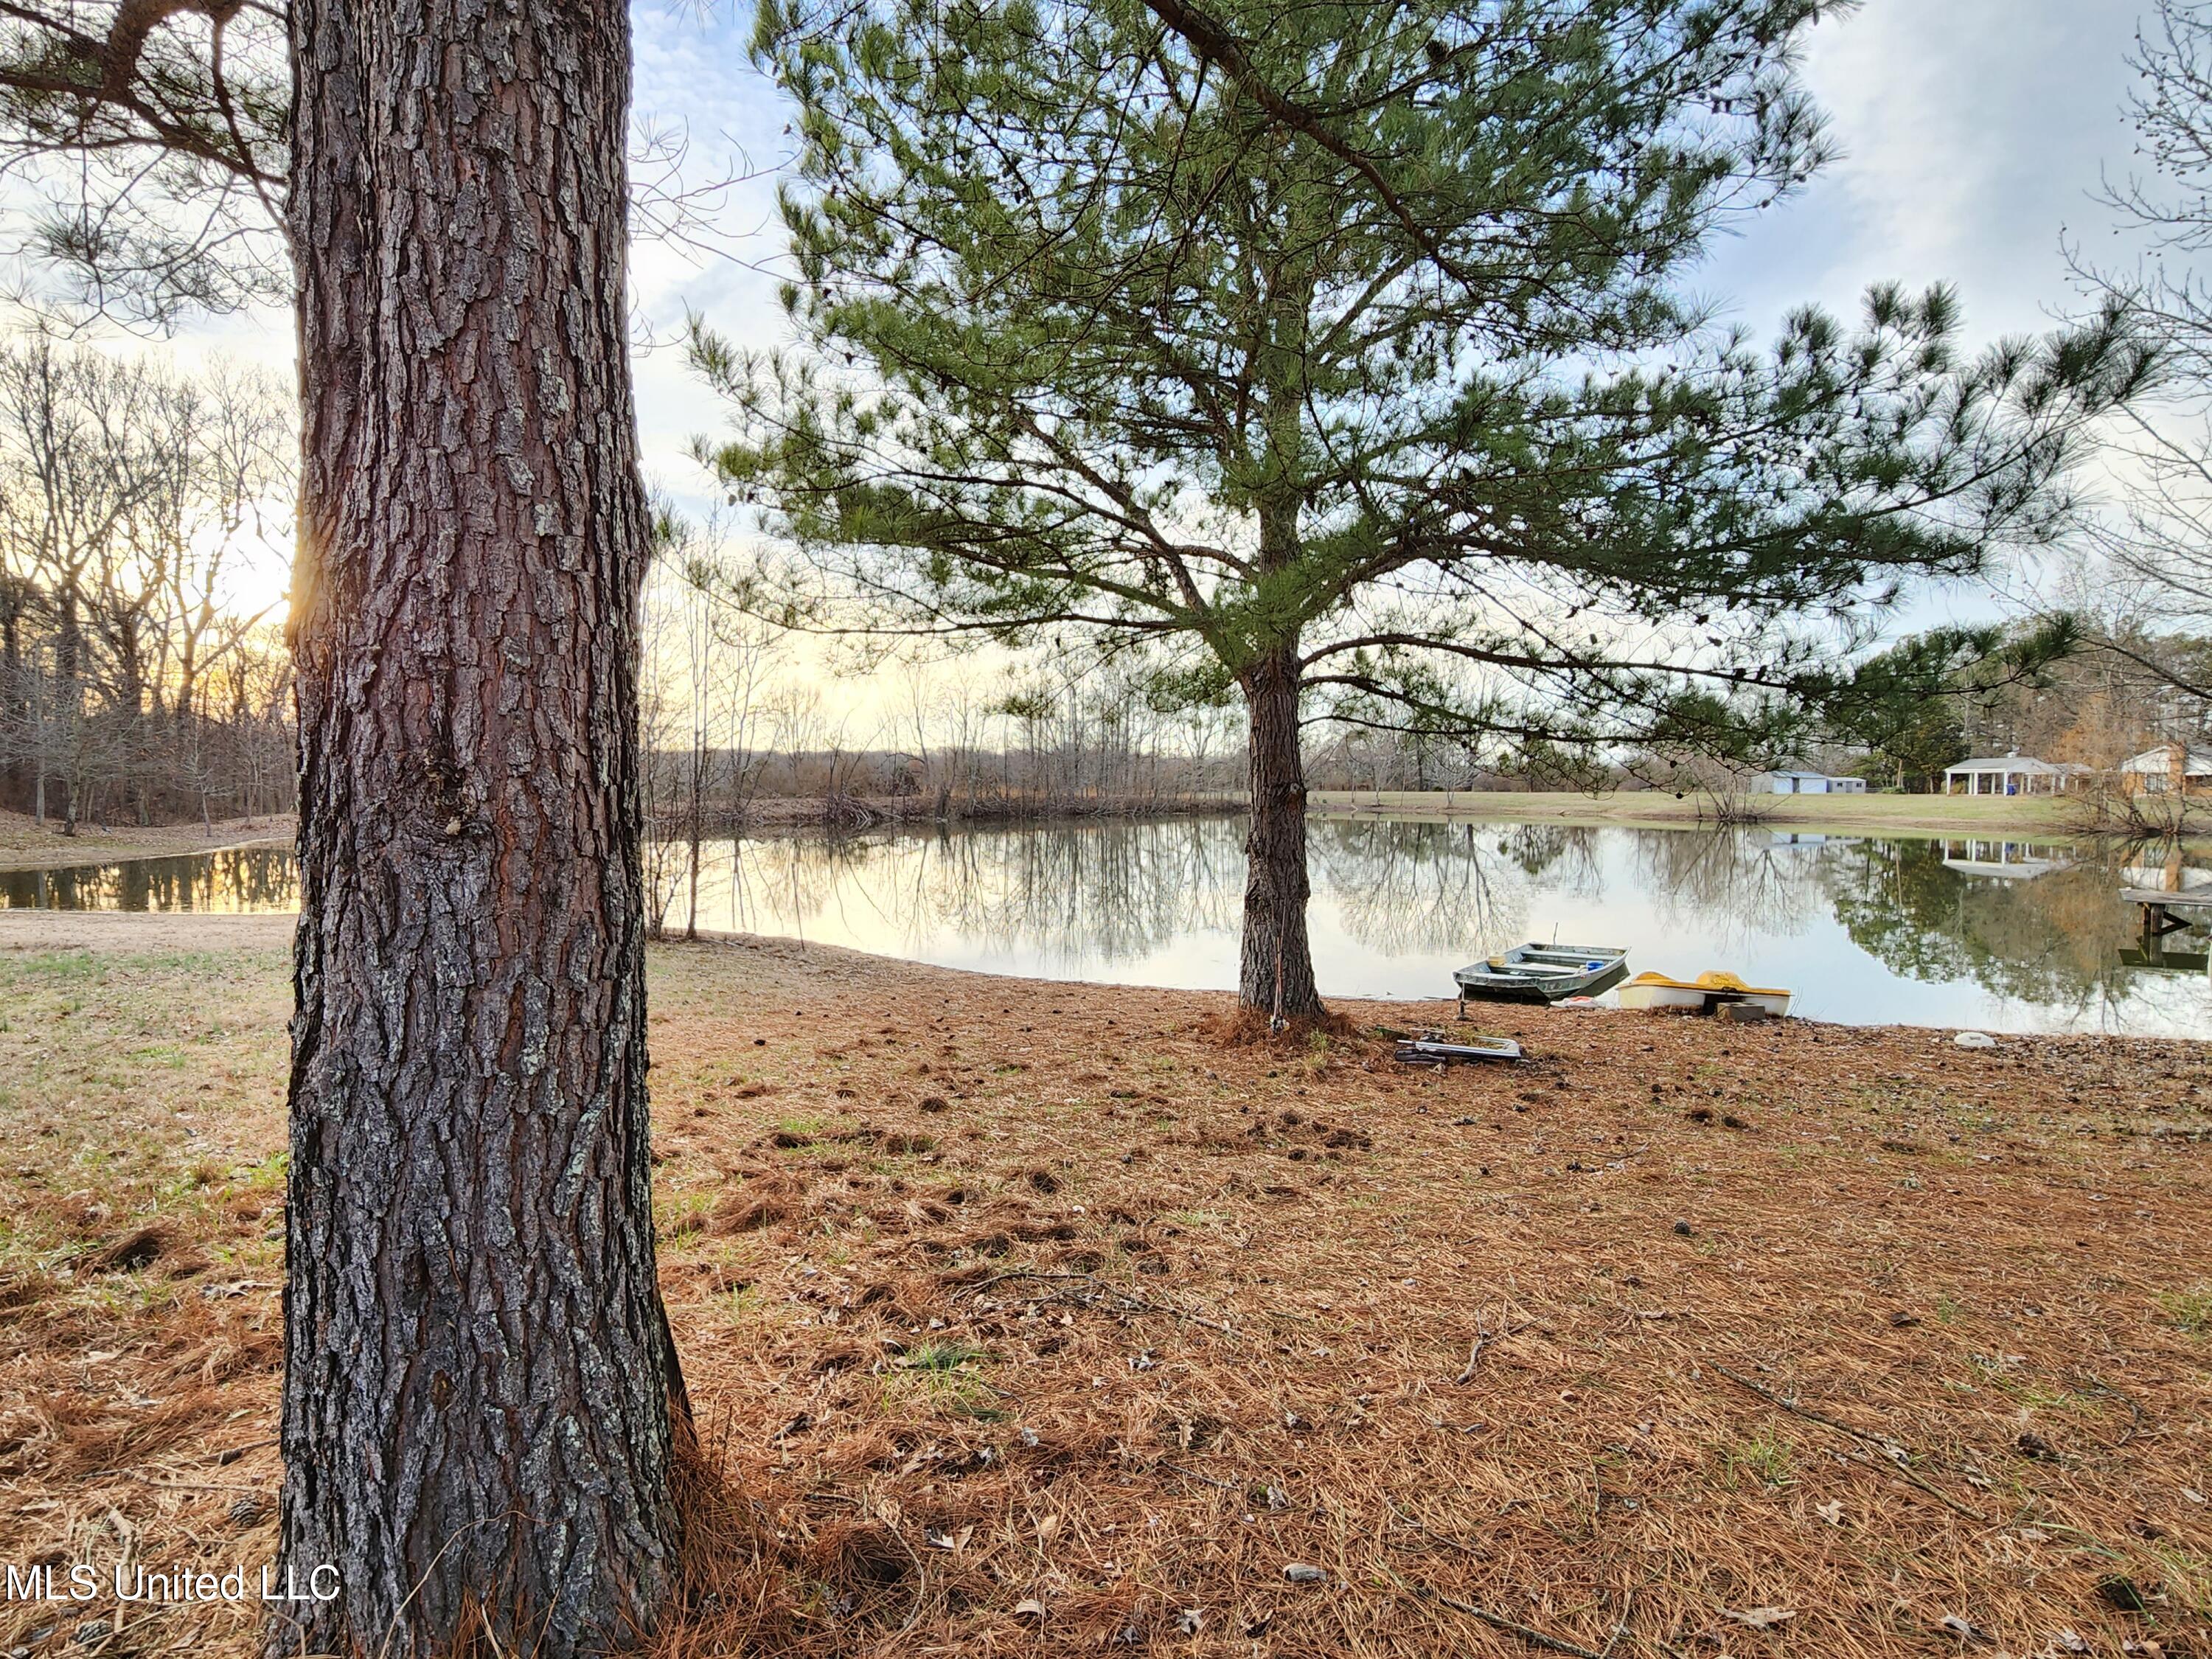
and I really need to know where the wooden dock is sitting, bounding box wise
[2124,887,2212,973]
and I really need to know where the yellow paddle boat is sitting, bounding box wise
[1615,970,1792,1017]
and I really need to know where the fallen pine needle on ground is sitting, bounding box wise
[2,914,2210,1657]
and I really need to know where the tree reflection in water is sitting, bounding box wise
[7,822,2203,1032]
[698,819,2200,1025]
[0,848,299,912]
[698,817,1614,967]
[1310,818,1601,957]
[687,818,1242,971]
[1822,837,2158,1020]
[1630,827,1827,945]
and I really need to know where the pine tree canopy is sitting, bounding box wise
[697,0,2152,765]
[0,0,288,321]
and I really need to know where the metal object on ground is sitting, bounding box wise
[1395,1032,1526,1065]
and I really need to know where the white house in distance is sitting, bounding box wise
[1941,752,2090,796]
[1752,769,1867,795]
[2120,742,2212,796]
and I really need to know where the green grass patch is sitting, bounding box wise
[1718,1430,1797,1490]
[2157,1284,2212,1335]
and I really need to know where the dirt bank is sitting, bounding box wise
[2,922,2208,1657]
[0,809,293,873]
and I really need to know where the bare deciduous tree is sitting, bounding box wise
[0,334,291,830]
[2077,0,2212,706]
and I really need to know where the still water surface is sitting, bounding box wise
[1,845,299,915]
[5,818,2207,1037]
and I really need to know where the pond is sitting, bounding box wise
[6,818,2207,1037]
[0,845,300,914]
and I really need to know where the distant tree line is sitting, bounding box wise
[921,663,1245,814]
[0,337,293,831]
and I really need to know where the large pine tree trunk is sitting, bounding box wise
[276,0,683,1652]
[1238,646,1324,1021]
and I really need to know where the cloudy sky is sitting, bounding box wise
[164,0,2157,621]
[1710,0,2146,335]
[636,0,2157,497]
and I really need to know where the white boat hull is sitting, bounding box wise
[1616,981,1705,1012]
[1618,974,1792,1018]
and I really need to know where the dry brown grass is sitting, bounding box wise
[0,933,290,1654]
[3,923,2211,1658]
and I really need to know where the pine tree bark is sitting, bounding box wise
[1238,644,1324,1021]
[275,0,683,1652]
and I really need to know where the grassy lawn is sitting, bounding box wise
[2,919,2210,1656]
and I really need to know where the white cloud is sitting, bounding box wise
[1709,0,2145,338]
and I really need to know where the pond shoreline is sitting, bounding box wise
[1309,788,2103,837]
[0,808,293,873]
[5,817,2203,1037]
[2,907,2205,1056]
[1,785,2121,876]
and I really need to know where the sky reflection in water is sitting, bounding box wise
[655,817,2208,1038]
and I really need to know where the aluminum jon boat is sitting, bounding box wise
[1453,943,1630,1012]
[1616,970,1792,1017]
